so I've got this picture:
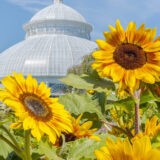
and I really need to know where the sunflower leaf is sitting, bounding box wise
[59,93,105,120]
[112,89,157,112]
[59,73,115,92]
[0,130,13,159]
[140,89,156,104]
[37,141,63,160]
[65,134,116,160]
[113,97,135,111]
[6,151,22,160]
[93,92,107,114]
[0,120,10,127]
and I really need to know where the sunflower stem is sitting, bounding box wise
[0,134,24,159]
[24,130,32,160]
[134,89,141,135]
[0,125,22,153]
[102,120,133,138]
[59,134,66,156]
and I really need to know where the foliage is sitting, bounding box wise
[59,93,105,120]
[36,141,63,160]
[67,55,95,76]
[60,72,115,93]
[0,129,13,159]
[63,134,116,160]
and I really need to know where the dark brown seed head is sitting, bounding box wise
[113,43,147,70]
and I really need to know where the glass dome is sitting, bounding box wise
[30,1,87,23]
[24,1,93,40]
[0,35,96,78]
[0,0,97,95]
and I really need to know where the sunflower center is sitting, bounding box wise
[58,133,77,146]
[24,96,48,117]
[113,43,147,69]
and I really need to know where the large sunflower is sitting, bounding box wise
[95,136,160,160]
[0,72,72,144]
[92,20,160,94]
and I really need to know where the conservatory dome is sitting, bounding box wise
[0,0,97,95]
[30,0,86,23]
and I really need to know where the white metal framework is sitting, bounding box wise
[0,0,97,95]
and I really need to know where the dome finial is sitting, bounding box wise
[54,0,63,4]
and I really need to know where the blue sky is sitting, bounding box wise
[1,0,160,53]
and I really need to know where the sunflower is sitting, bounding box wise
[92,20,160,94]
[0,72,73,144]
[71,114,100,140]
[132,115,160,141]
[145,115,160,137]
[95,136,160,160]
[55,114,100,147]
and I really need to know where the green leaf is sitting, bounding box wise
[0,140,13,159]
[112,89,156,112]
[31,153,42,160]
[0,130,13,159]
[60,73,115,92]
[0,120,9,127]
[6,151,22,160]
[140,89,156,104]
[0,156,5,160]
[107,93,118,102]
[79,158,92,160]
[37,141,63,160]
[113,97,135,111]
[59,93,105,120]
[93,92,106,114]
[66,134,116,160]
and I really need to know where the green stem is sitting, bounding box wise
[0,125,22,152]
[102,120,133,138]
[134,89,141,135]
[59,134,66,156]
[24,130,32,160]
[0,134,24,158]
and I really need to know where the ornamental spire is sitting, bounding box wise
[54,0,63,4]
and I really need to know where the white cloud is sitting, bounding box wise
[22,6,41,13]
[7,0,51,12]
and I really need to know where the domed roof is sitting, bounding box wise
[30,1,86,23]
[0,35,97,78]
[0,0,97,84]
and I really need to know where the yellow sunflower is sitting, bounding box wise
[92,20,160,94]
[95,136,160,160]
[132,115,160,141]
[145,115,160,137]
[0,72,72,144]
[55,114,100,147]
[71,114,100,140]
